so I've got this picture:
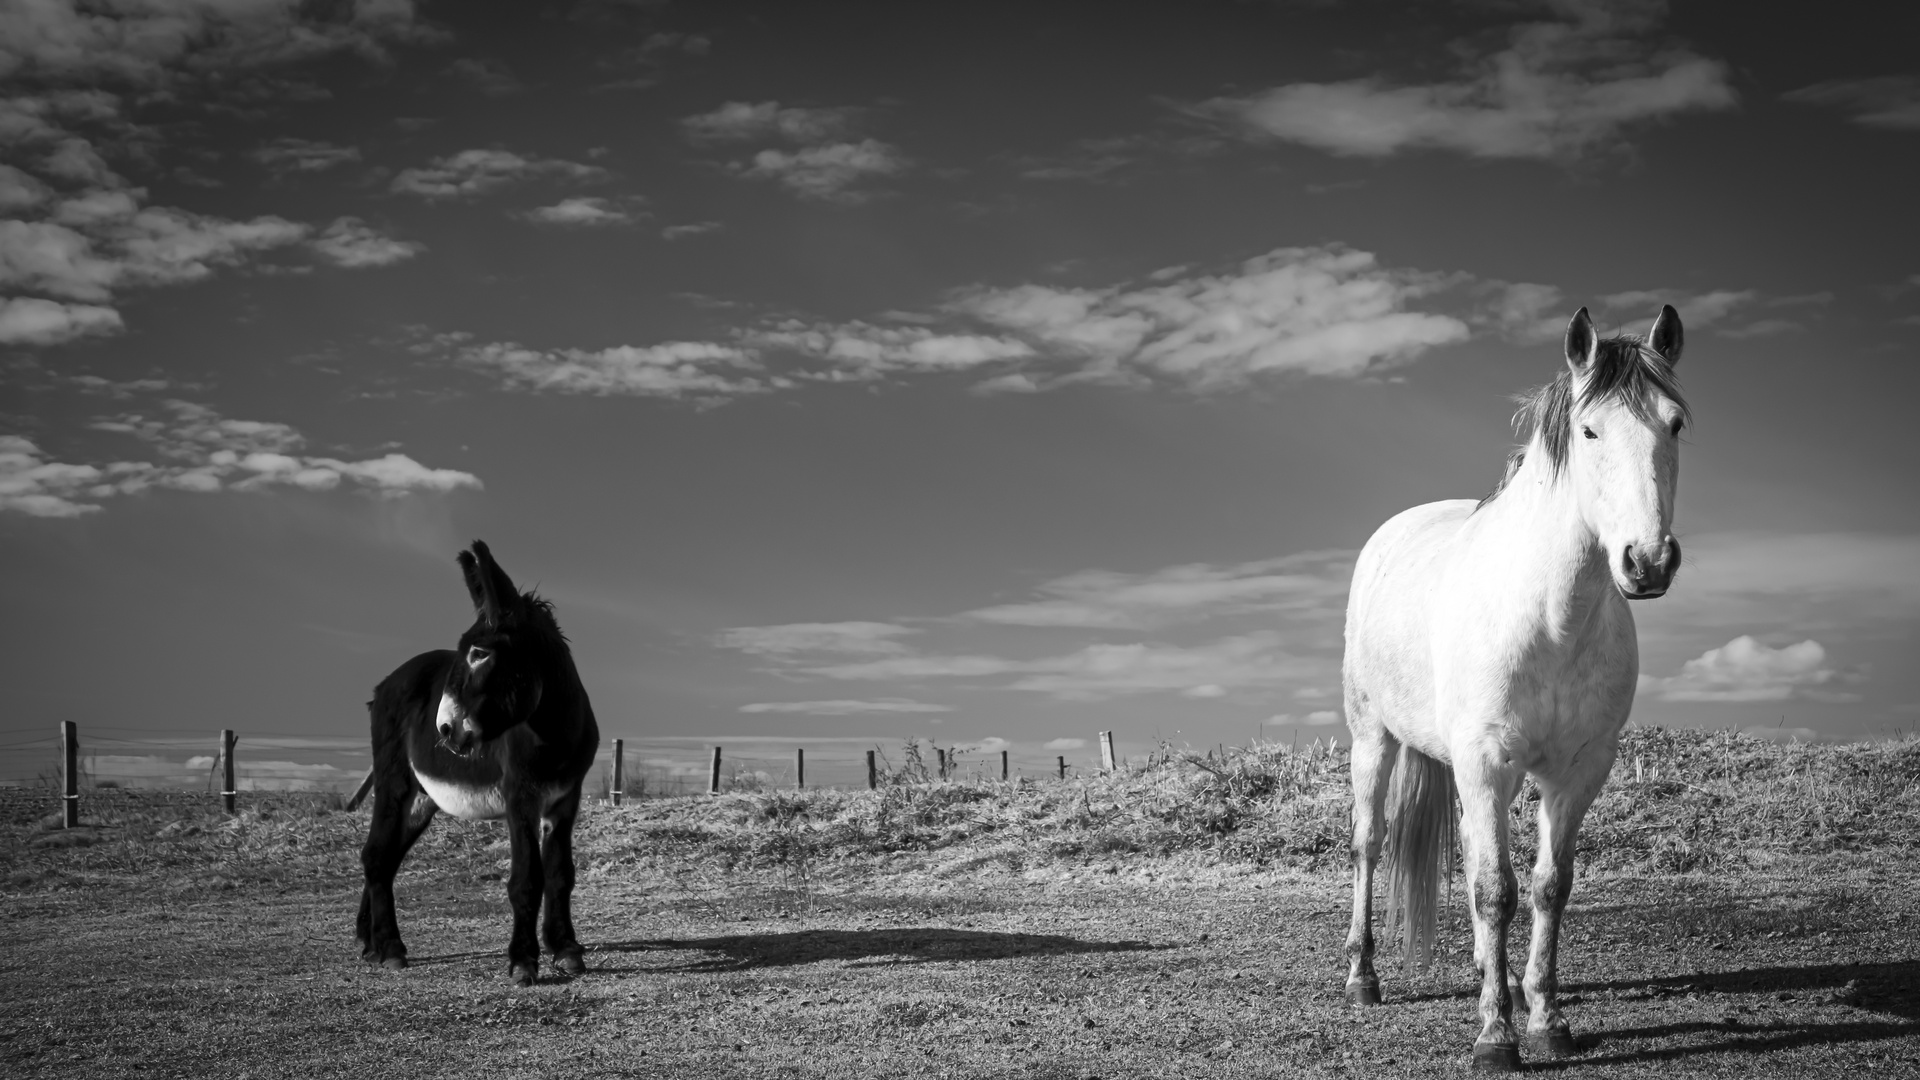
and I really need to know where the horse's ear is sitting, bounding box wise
[1564,307,1598,376]
[458,541,518,628]
[1648,304,1683,366]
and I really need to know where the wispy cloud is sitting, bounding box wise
[1202,4,1735,160]
[0,295,121,345]
[251,137,362,174]
[308,217,422,268]
[716,621,920,658]
[737,139,907,201]
[1783,77,1920,131]
[683,100,905,201]
[682,101,861,143]
[390,149,608,200]
[520,196,642,227]
[661,220,722,241]
[960,550,1354,630]
[3,401,479,518]
[739,699,952,715]
[448,338,769,399]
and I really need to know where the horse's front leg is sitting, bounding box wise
[1344,728,1398,1005]
[541,786,585,976]
[504,795,545,986]
[1522,757,1612,1057]
[1456,753,1524,1071]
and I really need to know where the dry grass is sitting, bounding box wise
[4,727,1919,1078]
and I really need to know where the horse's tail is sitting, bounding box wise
[1383,744,1456,971]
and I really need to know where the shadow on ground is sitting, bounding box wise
[593,927,1163,972]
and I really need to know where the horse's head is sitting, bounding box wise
[436,540,553,755]
[1562,305,1689,600]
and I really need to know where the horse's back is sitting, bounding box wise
[368,650,453,763]
[1343,500,1475,757]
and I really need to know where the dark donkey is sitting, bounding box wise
[357,540,599,986]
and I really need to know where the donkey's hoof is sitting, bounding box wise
[509,963,537,987]
[381,955,408,972]
[1525,1030,1578,1058]
[553,950,586,976]
[1345,978,1382,1006]
[1471,1042,1523,1072]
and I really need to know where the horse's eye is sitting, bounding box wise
[1669,419,1683,437]
[468,646,492,665]
[1581,427,1597,440]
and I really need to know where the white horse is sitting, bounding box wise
[1341,305,1689,1070]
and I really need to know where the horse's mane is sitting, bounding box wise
[1476,332,1690,511]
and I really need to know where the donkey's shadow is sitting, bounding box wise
[592,927,1162,973]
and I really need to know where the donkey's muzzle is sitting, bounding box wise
[1619,536,1680,599]
[435,692,482,754]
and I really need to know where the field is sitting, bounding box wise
[4,728,1919,1079]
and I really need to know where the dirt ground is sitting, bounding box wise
[4,796,1918,1079]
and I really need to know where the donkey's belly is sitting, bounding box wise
[412,767,508,820]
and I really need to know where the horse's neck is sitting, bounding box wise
[1474,447,1616,642]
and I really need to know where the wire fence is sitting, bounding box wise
[0,725,1119,804]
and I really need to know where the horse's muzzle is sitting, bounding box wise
[1618,536,1680,599]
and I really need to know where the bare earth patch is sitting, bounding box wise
[3,730,1918,1078]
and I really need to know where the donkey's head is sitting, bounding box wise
[435,541,557,755]
[1560,305,1690,599]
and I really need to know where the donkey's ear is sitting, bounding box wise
[458,541,516,628]
[456,548,496,626]
[1647,304,1683,366]
[1564,307,1599,376]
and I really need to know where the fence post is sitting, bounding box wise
[1057,755,1067,780]
[796,747,805,790]
[1099,730,1116,772]
[221,729,237,814]
[60,721,78,829]
[611,738,625,806]
[936,747,947,780]
[709,746,722,795]
[866,749,877,790]
[1001,749,1009,781]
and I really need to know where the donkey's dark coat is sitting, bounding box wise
[356,541,599,986]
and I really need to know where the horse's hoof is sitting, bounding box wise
[1472,1042,1523,1072]
[509,963,537,987]
[1345,978,1382,1006]
[381,955,407,971]
[1525,1030,1578,1058]
[553,951,586,976]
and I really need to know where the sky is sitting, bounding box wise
[3,0,1918,785]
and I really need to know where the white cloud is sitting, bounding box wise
[682,101,860,143]
[960,550,1354,630]
[1044,737,1087,751]
[1599,288,1756,330]
[1183,684,1227,699]
[948,246,1469,390]
[390,149,608,200]
[737,140,906,201]
[1783,78,1920,130]
[748,320,1033,375]
[1639,636,1845,703]
[521,196,639,227]
[251,137,361,173]
[1,400,478,517]
[1204,5,1735,159]
[662,220,721,241]
[0,296,121,344]
[739,699,952,715]
[453,339,767,399]
[308,217,421,268]
[0,163,52,210]
[717,621,919,658]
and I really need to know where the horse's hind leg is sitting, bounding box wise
[1521,751,1614,1058]
[540,787,586,976]
[1344,724,1398,1005]
[359,783,437,969]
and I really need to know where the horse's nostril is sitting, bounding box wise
[1620,547,1640,580]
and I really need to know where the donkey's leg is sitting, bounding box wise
[1344,727,1399,1005]
[541,786,586,975]
[1456,753,1524,1071]
[504,795,546,986]
[1521,753,1614,1057]
[359,786,437,969]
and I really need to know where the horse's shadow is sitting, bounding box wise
[590,927,1163,973]
[1505,960,1920,1069]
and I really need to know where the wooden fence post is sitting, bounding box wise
[1001,749,1009,781]
[796,747,805,790]
[1099,730,1116,772]
[1057,755,1067,780]
[60,721,78,829]
[221,729,237,814]
[866,749,877,790]
[611,738,625,806]
[709,746,722,795]
[936,747,947,780]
